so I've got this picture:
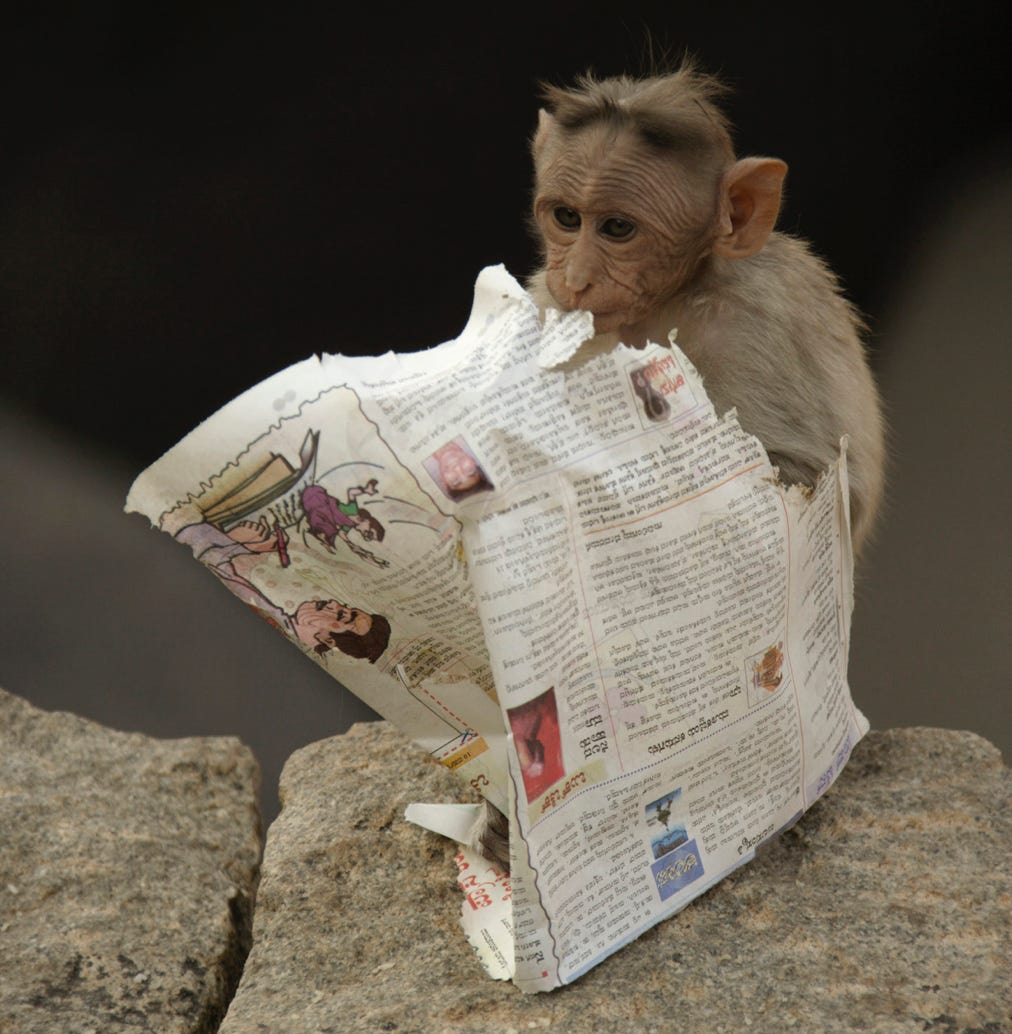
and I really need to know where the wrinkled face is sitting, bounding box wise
[533,128,714,335]
[293,599,372,647]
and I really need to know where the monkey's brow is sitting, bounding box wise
[555,99,712,157]
[555,97,625,132]
[634,115,712,155]
[692,98,723,130]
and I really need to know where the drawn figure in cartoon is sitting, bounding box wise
[753,642,785,692]
[199,430,389,568]
[300,480,389,567]
[176,518,391,663]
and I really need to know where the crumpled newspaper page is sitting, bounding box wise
[127,265,867,993]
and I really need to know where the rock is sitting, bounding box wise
[220,723,1010,1034]
[0,687,262,1034]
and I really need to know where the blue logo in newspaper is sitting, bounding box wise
[650,838,704,902]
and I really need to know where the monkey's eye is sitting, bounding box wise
[553,207,581,230]
[600,217,635,240]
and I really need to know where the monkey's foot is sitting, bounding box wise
[471,799,510,872]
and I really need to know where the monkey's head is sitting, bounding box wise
[531,65,787,337]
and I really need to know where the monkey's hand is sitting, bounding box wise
[471,799,511,872]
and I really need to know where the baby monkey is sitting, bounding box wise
[474,64,885,868]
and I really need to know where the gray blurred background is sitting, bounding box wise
[3,6,1009,823]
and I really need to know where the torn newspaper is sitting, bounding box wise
[127,265,867,993]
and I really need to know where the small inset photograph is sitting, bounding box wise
[745,640,786,708]
[630,365,671,422]
[424,436,495,502]
[506,687,565,803]
[645,788,689,860]
[627,352,697,428]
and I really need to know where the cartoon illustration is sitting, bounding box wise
[644,788,689,860]
[506,688,565,803]
[197,429,391,568]
[164,388,480,671]
[176,518,391,663]
[425,437,495,501]
[300,481,389,567]
[202,429,321,531]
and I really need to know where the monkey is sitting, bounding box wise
[472,63,886,870]
[529,63,885,549]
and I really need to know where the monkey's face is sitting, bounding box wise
[533,131,714,336]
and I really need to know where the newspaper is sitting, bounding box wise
[127,265,867,993]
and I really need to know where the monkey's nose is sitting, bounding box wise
[569,286,592,308]
[564,254,596,294]
[566,272,593,296]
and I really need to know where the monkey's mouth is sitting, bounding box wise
[547,286,625,331]
[591,310,625,332]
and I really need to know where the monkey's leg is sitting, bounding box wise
[765,450,821,492]
[767,447,869,549]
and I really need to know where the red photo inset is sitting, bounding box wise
[507,688,565,803]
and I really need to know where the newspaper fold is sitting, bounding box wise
[127,265,867,992]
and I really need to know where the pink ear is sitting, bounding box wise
[713,158,788,259]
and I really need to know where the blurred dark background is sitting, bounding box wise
[3,4,1009,822]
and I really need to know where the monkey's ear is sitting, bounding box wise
[713,158,788,259]
[533,109,556,158]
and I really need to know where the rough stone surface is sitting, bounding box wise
[0,687,262,1034]
[220,723,1010,1034]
